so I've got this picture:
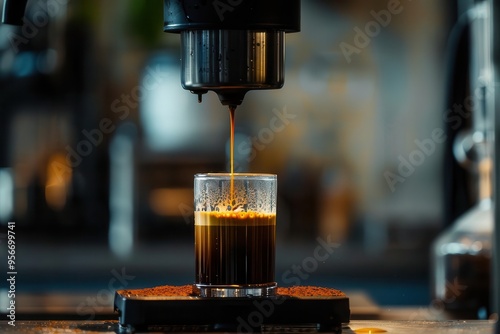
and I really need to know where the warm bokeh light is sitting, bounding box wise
[45,153,72,211]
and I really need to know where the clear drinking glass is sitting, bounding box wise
[193,173,277,297]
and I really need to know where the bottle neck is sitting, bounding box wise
[478,157,492,202]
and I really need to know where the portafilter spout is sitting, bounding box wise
[164,0,300,108]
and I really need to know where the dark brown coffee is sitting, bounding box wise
[195,211,276,285]
[442,253,491,318]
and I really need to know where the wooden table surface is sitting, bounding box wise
[0,320,496,333]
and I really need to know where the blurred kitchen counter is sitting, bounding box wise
[0,320,495,333]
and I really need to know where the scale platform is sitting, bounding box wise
[114,285,350,333]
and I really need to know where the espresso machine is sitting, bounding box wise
[163,0,300,108]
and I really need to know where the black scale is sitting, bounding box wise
[114,288,350,333]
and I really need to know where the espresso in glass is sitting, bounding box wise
[193,173,277,297]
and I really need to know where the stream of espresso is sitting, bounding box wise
[229,106,236,175]
[229,106,236,205]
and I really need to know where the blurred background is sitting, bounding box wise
[0,0,490,321]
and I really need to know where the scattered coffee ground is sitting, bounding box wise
[121,285,194,297]
[278,286,346,297]
[120,285,345,298]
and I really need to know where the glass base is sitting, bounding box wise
[193,282,277,297]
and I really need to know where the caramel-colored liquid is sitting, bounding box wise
[229,106,236,201]
[194,211,276,285]
[229,106,236,175]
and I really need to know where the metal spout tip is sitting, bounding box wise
[2,0,28,26]
[216,90,248,108]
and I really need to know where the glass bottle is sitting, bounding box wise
[432,158,492,319]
